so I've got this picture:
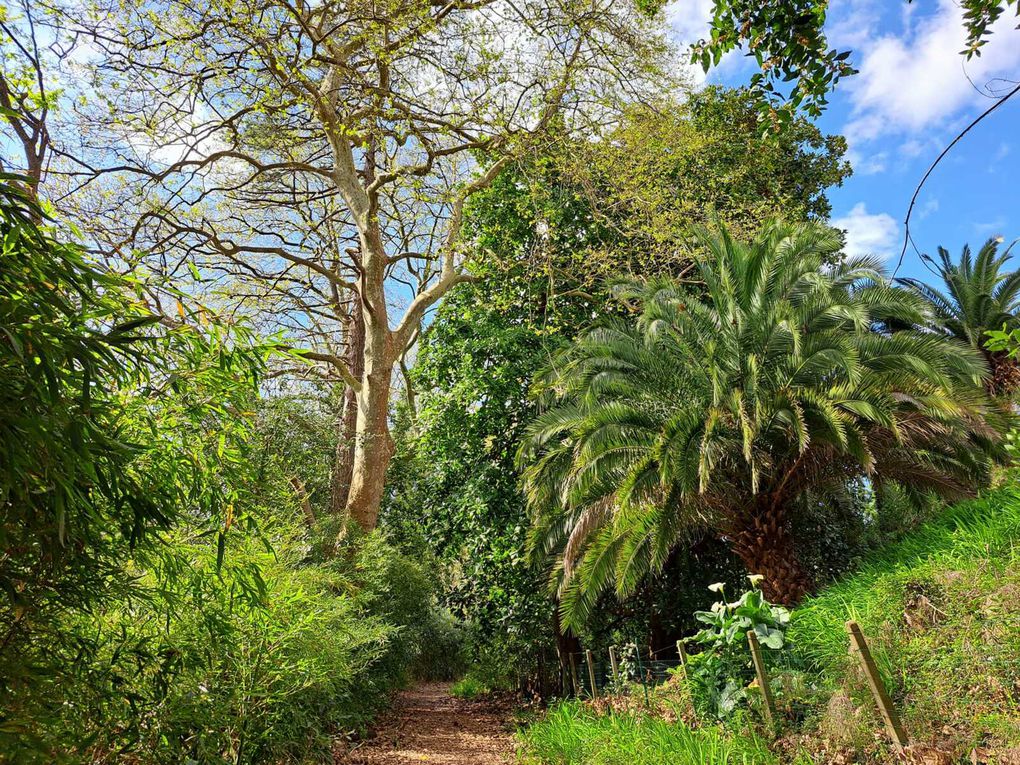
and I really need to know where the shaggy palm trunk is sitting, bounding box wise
[728,503,811,606]
[330,300,365,516]
[987,350,1020,396]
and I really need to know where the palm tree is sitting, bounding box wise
[519,222,1005,624]
[898,238,1020,395]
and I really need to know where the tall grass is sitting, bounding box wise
[790,486,1020,674]
[517,702,777,765]
[519,486,1020,764]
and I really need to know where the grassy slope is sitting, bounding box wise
[517,487,1020,764]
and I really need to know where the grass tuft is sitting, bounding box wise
[518,702,777,764]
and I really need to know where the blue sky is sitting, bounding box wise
[667,0,1020,282]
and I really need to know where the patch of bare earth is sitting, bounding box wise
[335,682,515,765]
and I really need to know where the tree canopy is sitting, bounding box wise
[519,222,1008,624]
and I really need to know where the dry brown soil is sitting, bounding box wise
[335,682,516,765]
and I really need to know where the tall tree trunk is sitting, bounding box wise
[648,608,667,657]
[728,502,812,606]
[343,294,395,532]
[330,298,365,516]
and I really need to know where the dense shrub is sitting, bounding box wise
[0,177,455,763]
[4,512,449,763]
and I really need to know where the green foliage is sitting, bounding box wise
[0,173,274,737]
[693,1,1019,126]
[902,236,1020,396]
[684,580,791,719]
[899,237,1020,351]
[250,390,338,516]
[517,701,778,765]
[693,0,856,128]
[985,325,1020,355]
[520,486,1020,763]
[520,221,1008,627]
[693,581,791,653]
[57,531,395,763]
[782,486,1020,759]
[449,676,490,701]
[0,175,452,763]
[531,88,850,272]
[950,0,1020,57]
[386,90,851,682]
[412,610,471,683]
[4,516,446,763]
[790,486,1020,675]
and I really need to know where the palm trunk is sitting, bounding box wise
[552,605,580,696]
[728,502,812,606]
[987,350,1020,396]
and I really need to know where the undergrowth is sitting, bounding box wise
[451,676,490,700]
[517,486,1020,764]
[517,702,777,765]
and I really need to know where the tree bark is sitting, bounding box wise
[987,350,1020,396]
[330,297,364,516]
[343,282,395,532]
[552,604,580,697]
[728,502,812,606]
[289,476,316,526]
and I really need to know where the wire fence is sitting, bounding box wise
[566,643,689,699]
[559,622,917,754]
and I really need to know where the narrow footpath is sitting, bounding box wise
[336,682,515,765]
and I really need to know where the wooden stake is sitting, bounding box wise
[585,649,598,698]
[569,652,580,696]
[676,639,688,667]
[746,630,778,733]
[609,646,619,684]
[845,620,908,753]
[675,639,690,684]
[676,639,697,719]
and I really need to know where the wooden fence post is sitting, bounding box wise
[675,640,692,689]
[609,646,619,684]
[746,630,778,734]
[676,639,688,668]
[676,639,697,718]
[845,620,908,753]
[568,652,580,697]
[585,649,598,698]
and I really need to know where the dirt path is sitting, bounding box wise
[335,682,516,765]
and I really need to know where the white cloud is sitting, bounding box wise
[828,0,883,48]
[918,198,940,220]
[832,202,900,259]
[663,0,714,83]
[847,149,889,175]
[664,0,748,83]
[665,0,714,46]
[974,217,1007,237]
[843,0,1020,143]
